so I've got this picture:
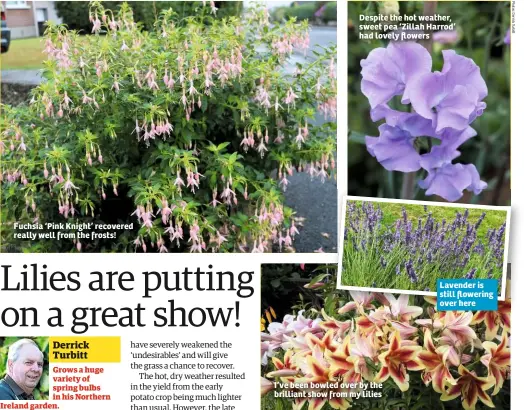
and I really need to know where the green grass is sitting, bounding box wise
[1,37,46,69]
[341,201,508,293]
[378,202,507,248]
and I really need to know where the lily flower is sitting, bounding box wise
[418,330,456,393]
[260,377,274,396]
[375,331,423,392]
[384,293,423,322]
[440,365,495,409]
[339,291,375,314]
[481,332,510,395]
[471,300,511,340]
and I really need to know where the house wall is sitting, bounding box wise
[2,0,62,38]
[35,1,62,23]
[2,0,36,38]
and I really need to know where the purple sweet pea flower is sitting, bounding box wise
[371,104,436,136]
[366,123,421,172]
[433,30,459,44]
[361,41,432,109]
[504,29,510,45]
[409,51,487,133]
[419,163,487,201]
[419,127,477,170]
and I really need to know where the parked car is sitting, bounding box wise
[1,5,11,53]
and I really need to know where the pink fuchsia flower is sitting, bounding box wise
[189,221,200,242]
[186,170,199,193]
[284,87,297,106]
[375,331,423,392]
[18,138,27,152]
[290,221,299,237]
[257,140,268,158]
[481,332,510,395]
[295,128,305,148]
[440,365,495,409]
[63,178,78,196]
[279,175,289,191]
[92,17,102,33]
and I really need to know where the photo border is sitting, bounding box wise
[336,195,511,300]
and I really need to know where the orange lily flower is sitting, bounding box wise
[338,291,375,314]
[418,329,456,393]
[295,347,351,410]
[472,300,511,340]
[267,350,299,379]
[481,332,510,395]
[440,365,495,410]
[325,335,362,384]
[375,330,423,391]
[321,309,352,337]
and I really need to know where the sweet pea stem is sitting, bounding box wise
[401,1,438,200]
[421,1,437,53]
[401,172,416,199]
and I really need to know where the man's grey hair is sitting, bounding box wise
[7,339,41,365]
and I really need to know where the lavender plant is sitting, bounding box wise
[342,201,507,292]
[361,41,488,202]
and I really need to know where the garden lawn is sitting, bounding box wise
[1,37,46,69]
[378,202,507,248]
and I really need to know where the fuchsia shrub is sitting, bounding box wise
[0,1,337,252]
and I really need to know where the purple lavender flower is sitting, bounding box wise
[465,268,476,279]
[473,243,485,255]
[405,259,418,283]
[361,42,432,109]
[475,212,486,230]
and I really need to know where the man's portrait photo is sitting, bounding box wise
[0,338,49,400]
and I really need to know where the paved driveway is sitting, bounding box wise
[1,69,44,85]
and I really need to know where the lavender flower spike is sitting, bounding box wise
[361,41,432,109]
